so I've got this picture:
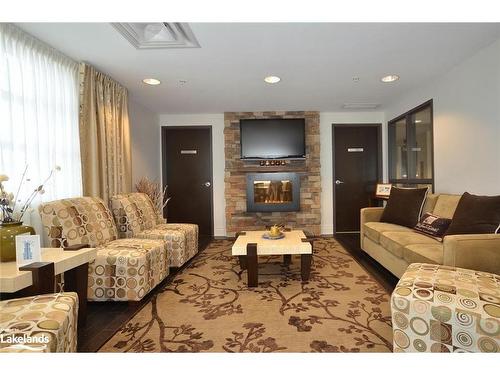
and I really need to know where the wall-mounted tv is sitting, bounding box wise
[240,118,306,160]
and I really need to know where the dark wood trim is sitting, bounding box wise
[64,262,90,326]
[161,125,215,236]
[19,262,55,296]
[331,123,383,235]
[246,243,258,287]
[388,99,434,192]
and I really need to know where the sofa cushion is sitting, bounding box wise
[110,193,160,238]
[379,231,440,258]
[137,223,199,267]
[363,222,413,244]
[432,194,461,219]
[446,192,500,236]
[422,194,439,217]
[88,238,169,301]
[380,187,428,228]
[39,197,118,248]
[403,243,444,265]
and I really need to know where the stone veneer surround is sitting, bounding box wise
[224,111,321,237]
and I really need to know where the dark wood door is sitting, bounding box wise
[162,127,213,236]
[333,125,381,233]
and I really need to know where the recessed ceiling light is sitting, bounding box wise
[142,78,161,85]
[381,75,400,83]
[264,76,281,84]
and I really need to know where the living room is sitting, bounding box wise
[1,1,499,373]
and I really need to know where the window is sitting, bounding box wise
[388,100,434,191]
[0,24,82,231]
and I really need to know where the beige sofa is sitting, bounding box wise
[360,193,500,277]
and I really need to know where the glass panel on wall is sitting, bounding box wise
[389,118,408,180]
[388,100,434,190]
[410,107,433,180]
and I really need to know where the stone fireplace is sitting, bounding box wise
[246,172,300,212]
[224,111,321,236]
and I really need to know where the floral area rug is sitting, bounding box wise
[99,238,393,353]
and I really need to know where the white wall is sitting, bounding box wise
[320,112,386,235]
[129,99,161,184]
[385,38,500,195]
[158,114,226,237]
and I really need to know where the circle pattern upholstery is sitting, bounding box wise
[391,263,500,353]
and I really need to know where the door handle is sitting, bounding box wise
[335,180,344,185]
[203,181,211,187]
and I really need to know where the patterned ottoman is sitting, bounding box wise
[391,263,500,352]
[0,293,78,352]
[111,193,199,267]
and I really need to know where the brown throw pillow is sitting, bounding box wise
[380,187,428,228]
[414,212,452,241]
[445,192,500,236]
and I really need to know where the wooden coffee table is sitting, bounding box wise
[231,230,313,287]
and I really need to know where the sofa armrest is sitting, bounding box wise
[360,207,385,249]
[360,207,384,225]
[443,234,500,274]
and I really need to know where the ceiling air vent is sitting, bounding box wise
[342,103,380,109]
[112,23,200,49]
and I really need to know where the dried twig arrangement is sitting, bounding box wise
[135,177,169,218]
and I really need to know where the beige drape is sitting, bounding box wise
[78,63,132,202]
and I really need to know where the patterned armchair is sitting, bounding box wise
[110,193,199,267]
[391,263,500,352]
[0,292,78,352]
[39,197,169,302]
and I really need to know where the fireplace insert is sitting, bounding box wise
[246,172,300,212]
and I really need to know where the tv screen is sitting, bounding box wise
[240,119,306,159]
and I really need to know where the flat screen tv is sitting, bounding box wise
[240,118,306,159]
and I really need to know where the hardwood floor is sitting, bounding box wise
[77,234,212,352]
[78,233,397,352]
[334,233,398,293]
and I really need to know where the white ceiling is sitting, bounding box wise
[17,23,500,114]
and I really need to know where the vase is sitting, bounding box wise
[0,222,36,262]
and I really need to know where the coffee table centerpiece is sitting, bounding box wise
[231,228,313,287]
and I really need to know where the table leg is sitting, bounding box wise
[246,243,258,287]
[19,262,55,295]
[238,255,247,270]
[301,254,312,281]
[64,262,89,326]
[283,254,292,265]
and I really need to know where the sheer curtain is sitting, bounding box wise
[0,23,82,236]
